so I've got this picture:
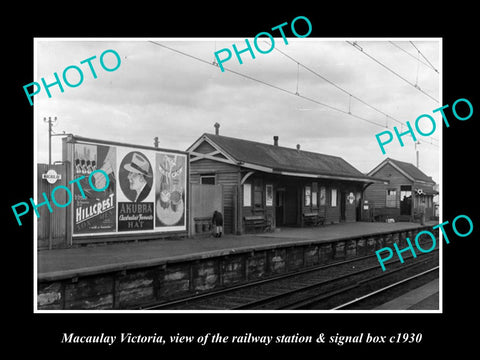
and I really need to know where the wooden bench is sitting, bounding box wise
[373,214,387,222]
[302,212,325,226]
[244,215,268,233]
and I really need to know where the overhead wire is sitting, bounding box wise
[149,40,386,128]
[409,41,439,74]
[414,45,420,88]
[346,41,439,103]
[149,41,295,97]
[266,41,438,145]
[148,41,439,147]
[268,42,434,127]
[388,41,438,73]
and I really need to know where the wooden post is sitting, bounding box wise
[188,182,193,237]
[233,186,238,235]
[63,137,74,247]
[47,177,53,250]
[237,182,244,235]
[411,183,415,222]
[64,161,72,248]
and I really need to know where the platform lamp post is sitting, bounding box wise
[44,116,57,165]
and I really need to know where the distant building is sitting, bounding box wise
[364,158,437,222]
[187,128,383,234]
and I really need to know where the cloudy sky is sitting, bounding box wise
[34,38,441,182]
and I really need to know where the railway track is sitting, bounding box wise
[333,266,439,310]
[140,246,439,311]
[139,253,378,310]
[234,251,438,310]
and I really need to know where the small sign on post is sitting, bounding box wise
[42,169,62,184]
[347,192,355,204]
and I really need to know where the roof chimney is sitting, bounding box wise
[214,122,220,135]
[273,135,279,146]
[296,144,300,151]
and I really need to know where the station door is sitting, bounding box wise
[190,184,223,236]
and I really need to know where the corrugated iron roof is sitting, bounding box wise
[203,133,375,181]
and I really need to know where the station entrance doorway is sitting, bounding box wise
[276,183,298,227]
[400,185,413,216]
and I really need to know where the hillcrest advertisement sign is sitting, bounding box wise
[64,135,188,238]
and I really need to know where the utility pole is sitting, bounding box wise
[43,116,56,251]
[44,116,57,165]
[415,141,421,168]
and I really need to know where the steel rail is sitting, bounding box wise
[140,243,439,311]
[332,265,439,310]
[139,253,377,310]
[240,251,438,310]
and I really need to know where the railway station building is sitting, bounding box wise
[363,158,438,222]
[187,126,384,235]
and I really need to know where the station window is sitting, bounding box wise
[243,183,252,207]
[312,182,318,207]
[331,188,337,207]
[386,189,397,208]
[400,185,412,200]
[266,184,273,206]
[356,192,362,203]
[254,181,263,208]
[305,186,311,206]
[320,186,326,206]
[200,174,216,185]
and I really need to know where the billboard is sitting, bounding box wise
[70,138,187,237]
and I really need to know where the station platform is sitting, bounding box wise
[375,279,439,310]
[38,221,437,280]
[37,220,440,310]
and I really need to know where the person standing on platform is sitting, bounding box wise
[212,210,223,238]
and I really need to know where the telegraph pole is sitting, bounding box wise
[415,141,421,168]
[43,116,56,251]
[44,116,57,165]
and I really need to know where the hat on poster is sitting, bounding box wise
[123,153,152,177]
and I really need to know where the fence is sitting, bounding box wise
[37,163,70,249]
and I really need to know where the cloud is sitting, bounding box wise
[35,38,441,184]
